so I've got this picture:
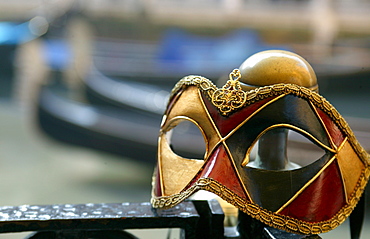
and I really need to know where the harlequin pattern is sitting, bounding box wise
[152,76,370,234]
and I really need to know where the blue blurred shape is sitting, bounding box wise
[42,39,72,70]
[0,22,33,45]
[158,28,290,74]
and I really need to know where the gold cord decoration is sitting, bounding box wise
[155,80,370,234]
[212,69,247,115]
[152,166,369,235]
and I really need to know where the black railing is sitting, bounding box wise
[0,200,321,239]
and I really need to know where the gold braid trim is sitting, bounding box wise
[156,77,370,234]
[169,77,370,166]
[152,166,369,235]
[170,75,217,100]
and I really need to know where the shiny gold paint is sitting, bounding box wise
[336,139,366,202]
[159,134,204,196]
[152,81,370,235]
[163,86,221,157]
[239,50,318,92]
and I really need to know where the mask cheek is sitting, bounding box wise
[156,129,205,197]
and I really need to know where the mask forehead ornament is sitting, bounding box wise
[212,69,246,115]
[151,50,370,235]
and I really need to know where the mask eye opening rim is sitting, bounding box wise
[162,116,208,160]
[242,125,332,170]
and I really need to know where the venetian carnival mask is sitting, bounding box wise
[151,50,370,235]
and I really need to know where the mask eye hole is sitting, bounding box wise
[246,128,327,170]
[287,130,327,168]
[165,119,206,160]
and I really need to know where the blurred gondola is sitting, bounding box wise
[15,6,369,163]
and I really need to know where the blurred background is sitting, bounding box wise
[0,0,369,238]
